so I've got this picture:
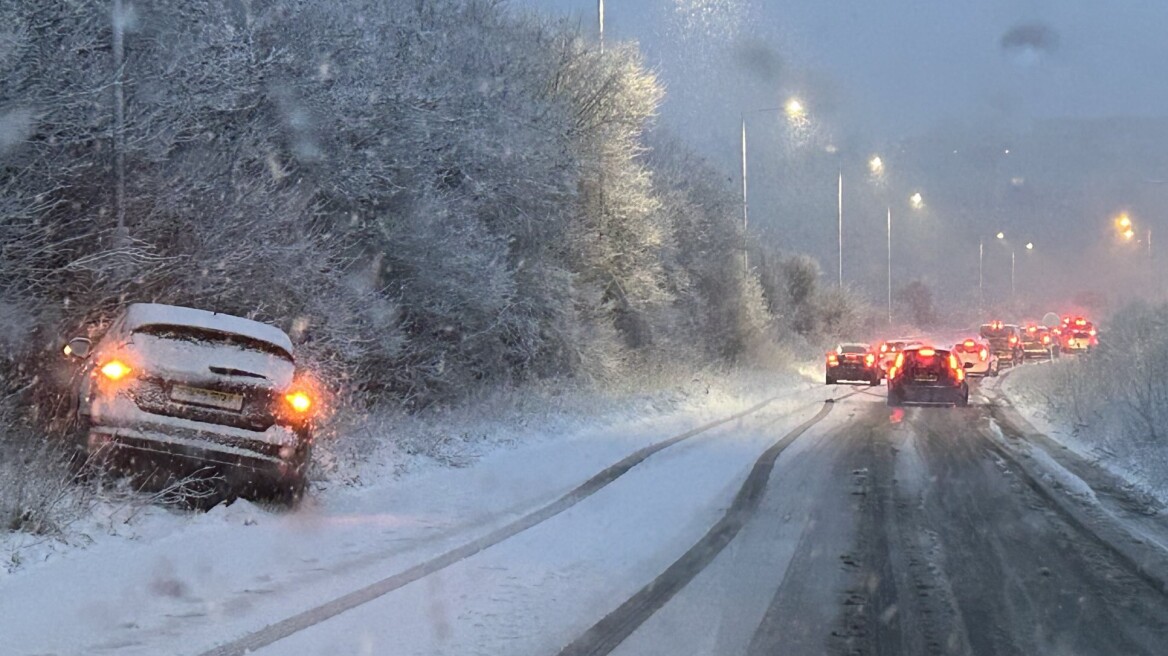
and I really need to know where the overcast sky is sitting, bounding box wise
[517,0,1168,141]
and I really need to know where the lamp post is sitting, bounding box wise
[598,0,604,50]
[887,206,892,324]
[886,191,924,324]
[740,97,806,274]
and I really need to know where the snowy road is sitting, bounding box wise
[6,373,1168,655]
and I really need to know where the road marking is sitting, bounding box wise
[555,400,837,656]
[199,388,858,656]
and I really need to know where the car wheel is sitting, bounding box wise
[826,375,836,385]
[990,362,999,377]
[869,373,880,387]
[956,391,969,407]
[887,389,903,407]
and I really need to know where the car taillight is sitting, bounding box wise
[1009,335,1018,345]
[962,339,976,349]
[1042,335,1051,345]
[979,347,988,361]
[888,366,898,380]
[894,353,905,369]
[100,360,132,381]
[285,391,312,414]
[865,353,876,366]
[949,354,965,381]
[880,343,888,353]
[918,347,936,357]
[1089,328,1097,336]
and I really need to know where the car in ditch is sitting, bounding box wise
[825,343,881,385]
[886,345,969,407]
[63,303,317,503]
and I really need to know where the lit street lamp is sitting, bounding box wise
[887,191,925,324]
[739,97,805,273]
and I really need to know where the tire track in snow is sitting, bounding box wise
[555,399,838,656]
[200,389,861,656]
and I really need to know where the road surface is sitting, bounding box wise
[6,372,1168,655]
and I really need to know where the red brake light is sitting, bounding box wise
[894,353,905,369]
[1042,335,1051,344]
[979,347,988,361]
[1089,328,1097,336]
[1009,335,1018,345]
[880,343,888,353]
[865,353,876,366]
[962,339,976,349]
[888,365,899,379]
[918,347,936,357]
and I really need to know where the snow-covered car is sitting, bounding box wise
[1020,324,1059,360]
[63,303,316,502]
[875,338,923,373]
[978,321,1024,367]
[886,346,969,407]
[952,337,999,377]
[1058,316,1098,354]
[825,343,881,385]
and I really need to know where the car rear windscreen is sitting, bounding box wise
[133,324,293,361]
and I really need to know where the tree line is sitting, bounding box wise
[0,0,866,426]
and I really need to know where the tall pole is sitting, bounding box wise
[598,0,604,50]
[978,240,984,310]
[741,116,749,274]
[837,169,843,288]
[1011,250,1016,300]
[887,206,892,324]
[112,0,126,237]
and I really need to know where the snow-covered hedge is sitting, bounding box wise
[1006,301,1168,490]
[0,0,790,422]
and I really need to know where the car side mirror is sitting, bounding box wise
[963,361,974,369]
[64,337,91,359]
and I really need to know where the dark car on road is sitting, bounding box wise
[886,346,969,407]
[826,343,881,386]
[979,321,1024,367]
[1021,324,1059,360]
[1058,316,1098,354]
[63,303,318,502]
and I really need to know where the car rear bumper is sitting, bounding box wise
[828,365,878,381]
[962,361,991,376]
[86,396,304,474]
[892,383,967,405]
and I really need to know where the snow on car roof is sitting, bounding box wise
[123,303,294,357]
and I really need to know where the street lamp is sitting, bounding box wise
[868,156,884,176]
[740,97,807,273]
[979,231,1011,310]
[784,98,806,124]
[887,191,925,324]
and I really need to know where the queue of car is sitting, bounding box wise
[824,313,1099,408]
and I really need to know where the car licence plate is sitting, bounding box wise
[170,385,244,411]
[914,374,938,383]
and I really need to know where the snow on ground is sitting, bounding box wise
[998,364,1168,505]
[0,363,827,655]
